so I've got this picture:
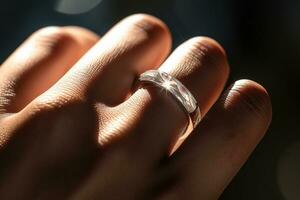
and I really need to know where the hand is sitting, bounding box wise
[0,14,272,200]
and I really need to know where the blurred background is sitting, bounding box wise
[0,0,299,199]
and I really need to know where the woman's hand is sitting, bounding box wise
[0,14,272,200]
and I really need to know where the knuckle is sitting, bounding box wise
[21,96,98,143]
[29,94,86,116]
[186,36,230,76]
[29,95,70,115]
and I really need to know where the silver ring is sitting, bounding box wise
[138,70,201,136]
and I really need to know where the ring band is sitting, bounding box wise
[138,70,201,136]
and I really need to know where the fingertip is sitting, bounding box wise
[224,79,272,126]
[62,26,100,45]
[121,13,172,58]
[124,13,171,39]
[29,26,99,58]
[187,36,230,78]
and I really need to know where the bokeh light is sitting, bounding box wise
[55,0,103,14]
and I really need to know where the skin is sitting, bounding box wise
[0,14,272,200]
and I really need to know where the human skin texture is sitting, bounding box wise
[0,14,272,200]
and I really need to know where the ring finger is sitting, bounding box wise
[116,36,230,157]
[27,14,172,112]
[73,37,230,200]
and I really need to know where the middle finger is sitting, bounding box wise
[32,14,172,108]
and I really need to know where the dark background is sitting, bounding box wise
[1,0,299,199]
